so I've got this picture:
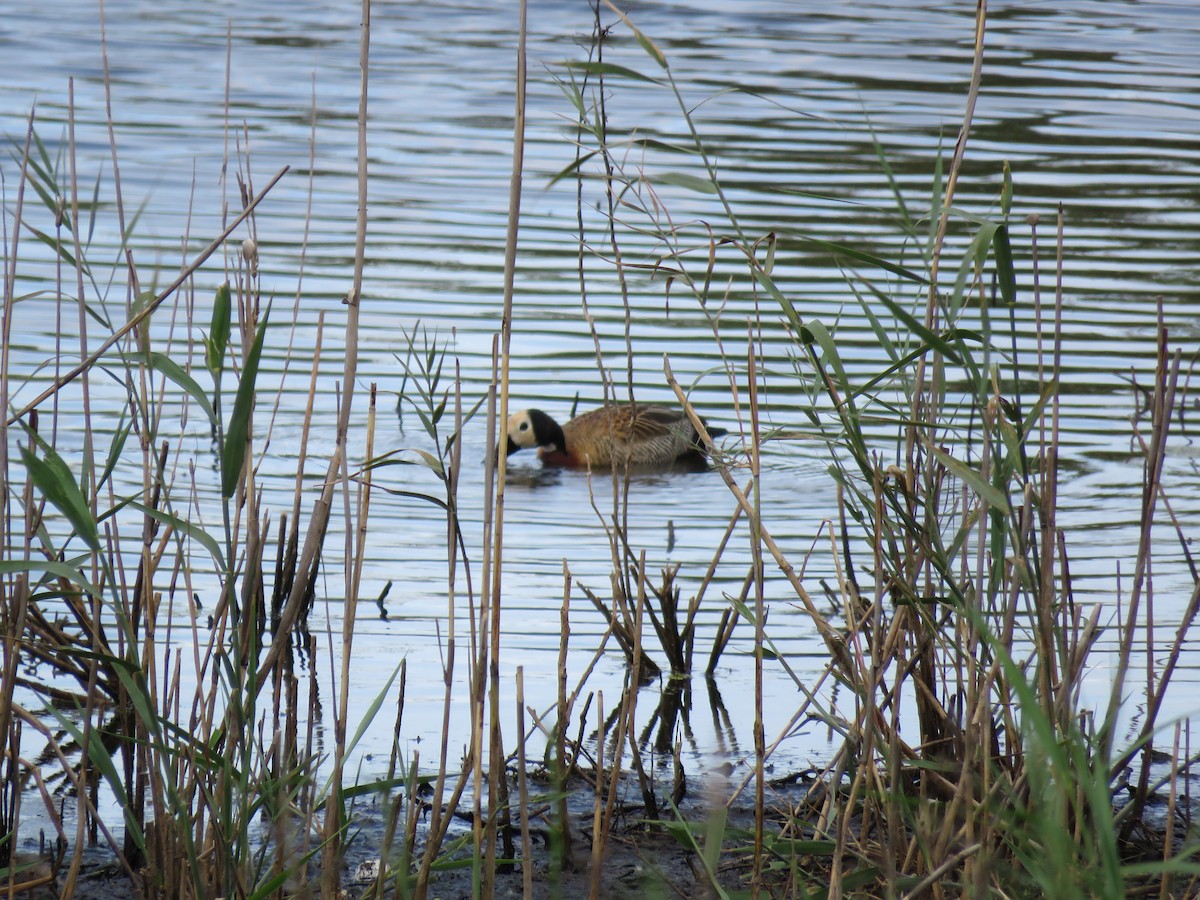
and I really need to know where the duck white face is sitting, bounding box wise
[505,410,541,453]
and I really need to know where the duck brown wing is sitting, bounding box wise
[623,406,702,464]
[626,405,685,439]
[559,404,712,466]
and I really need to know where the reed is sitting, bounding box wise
[554,2,1200,896]
[0,3,415,895]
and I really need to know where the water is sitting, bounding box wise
[3,0,1199,802]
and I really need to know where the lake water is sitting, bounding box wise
[3,0,1199,810]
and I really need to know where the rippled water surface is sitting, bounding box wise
[3,0,1199,784]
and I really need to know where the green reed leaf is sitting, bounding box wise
[222,307,270,498]
[206,282,232,373]
[20,443,100,553]
[99,408,132,493]
[874,291,963,364]
[0,558,100,596]
[950,220,998,315]
[925,442,1010,514]
[23,222,86,273]
[128,500,227,572]
[560,60,660,84]
[655,171,718,194]
[798,235,929,284]
[604,1,669,69]
[46,703,146,853]
[124,351,216,425]
[992,223,1017,306]
[1001,160,1013,217]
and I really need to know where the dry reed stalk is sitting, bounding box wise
[586,1,637,408]
[555,561,575,870]
[625,553,655,815]
[321,381,377,896]
[471,346,496,897]
[603,477,634,653]
[516,667,533,898]
[60,73,117,894]
[922,0,986,335]
[591,636,643,866]
[292,314,325,533]
[1111,305,1185,835]
[477,0,528,887]
[1030,205,1066,727]
[0,106,35,893]
[314,0,372,892]
[588,690,605,900]
[571,5,615,407]
[884,5,987,810]
[745,329,767,894]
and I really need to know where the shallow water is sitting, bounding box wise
[3,0,1200,811]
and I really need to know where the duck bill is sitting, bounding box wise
[492,437,519,466]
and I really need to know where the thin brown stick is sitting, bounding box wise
[6,166,288,429]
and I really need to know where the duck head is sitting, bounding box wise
[503,409,565,457]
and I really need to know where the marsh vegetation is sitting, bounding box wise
[2,1,1199,897]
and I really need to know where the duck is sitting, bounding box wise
[503,402,724,469]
